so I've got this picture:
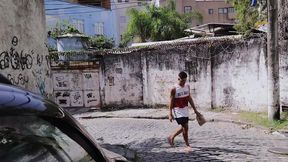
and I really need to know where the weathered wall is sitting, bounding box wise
[101,53,143,107]
[0,0,52,97]
[279,0,288,107]
[52,70,101,108]
[51,37,272,112]
[105,38,268,111]
[142,44,211,109]
[211,39,268,111]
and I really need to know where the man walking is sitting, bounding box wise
[168,71,200,151]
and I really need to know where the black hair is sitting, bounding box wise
[178,71,187,79]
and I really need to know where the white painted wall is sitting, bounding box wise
[51,38,274,112]
[102,54,143,107]
[52,70,101,108]
[212,39,268,111]
[0,0,52,97]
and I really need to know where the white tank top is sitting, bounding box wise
[173,84,190,118]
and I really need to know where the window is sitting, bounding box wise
[72,19,84,33]
[118,0,122,2]
[228,7,234,13]
[184,6,192,13]
[218,8,228,14]
[125,0,129,2]
[208,9,213,14]
[95,22,104,35]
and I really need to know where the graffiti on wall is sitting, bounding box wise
[55,91,71,107]
[7,73,29,85]
[71,73,82,90]
[71,91,84,107]
[32,69,47,96]
[1,36,49,96]
[84,91,100,107]
[0,36,33,70]
[53,73,70,90]
[53,71,100,108]
[83,72,99,90]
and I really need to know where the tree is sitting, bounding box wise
[121,0,202,47]
[89,35,114,49]
[48,20,81,39]
[232,0,267,35]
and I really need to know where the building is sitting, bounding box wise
[45,0,157,47]
[45,0,118,46]
[0,0,52,97]
[68,0,112,9]
[160,0,235,27]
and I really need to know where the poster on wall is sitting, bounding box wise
[83,72,99,90]
[54,91,71,107]
[84,91,100,108]
[70,91,84,107]
[53,73,70,91]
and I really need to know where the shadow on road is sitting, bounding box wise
[123,137,254,162]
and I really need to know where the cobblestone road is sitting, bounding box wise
[78,118,288,162]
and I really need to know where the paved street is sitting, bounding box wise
[77,115,288,162]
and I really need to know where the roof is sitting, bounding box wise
[131,35,242,48]
[185,23,237,37]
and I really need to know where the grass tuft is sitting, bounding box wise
[239,111,288,130]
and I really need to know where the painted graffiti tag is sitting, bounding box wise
[0,37,33,70]
[36,54,43,66]
[32,70,47,96]
[73,92,81,103]
[7,73,29,85]
[11,36,18,46]
[55,76,69,88]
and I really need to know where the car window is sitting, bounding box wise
[0,116,95,162]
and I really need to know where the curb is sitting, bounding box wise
[79,115,253,126]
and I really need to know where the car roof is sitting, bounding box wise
[0,83,65,118]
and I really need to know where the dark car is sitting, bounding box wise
[0,83,117,162]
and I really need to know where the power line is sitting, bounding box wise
[46,4,141,15]
[45,2,145,11]
[45,0,152,7]
[45,1,153,12]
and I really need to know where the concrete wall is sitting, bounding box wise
[99,38,268,111]
[0,0,52,97]
[51,37,272,111]
[101,53,143,107]
[142,46,211,108]
[52,70,101,108]
[211,39,267,111]
[279,0,288,107]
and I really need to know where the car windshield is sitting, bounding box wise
[0,116,95,162]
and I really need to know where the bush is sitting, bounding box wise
[89,35,114,49]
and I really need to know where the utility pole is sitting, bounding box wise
[267,0,280,121]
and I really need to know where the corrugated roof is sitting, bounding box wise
[52,35,243,56]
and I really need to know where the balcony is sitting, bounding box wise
[66,0,111,9]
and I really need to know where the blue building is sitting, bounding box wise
[45,0,120,47]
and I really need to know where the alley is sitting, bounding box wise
[78,117,288,162]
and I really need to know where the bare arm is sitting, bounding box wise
[168,88,176,122]
[188,96,199,113]
[187,85,200,114]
